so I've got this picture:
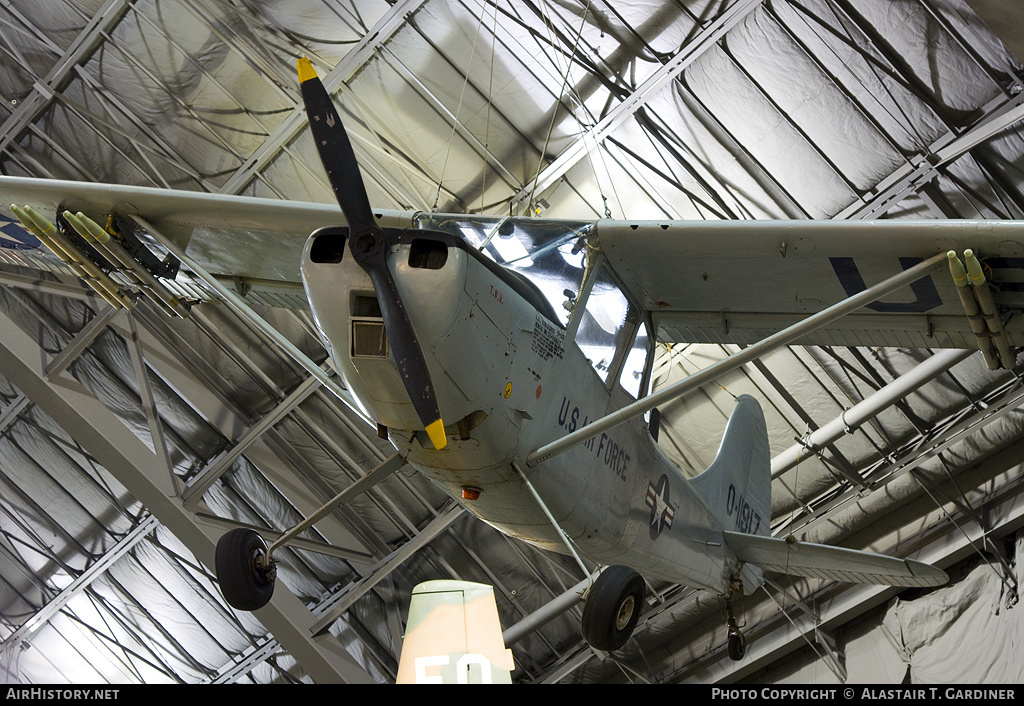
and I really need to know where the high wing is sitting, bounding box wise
[596,218,1024,362]
[7,175,1024,366]
[0,176,407,309]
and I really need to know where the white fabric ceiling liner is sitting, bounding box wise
[0,0,1022,685]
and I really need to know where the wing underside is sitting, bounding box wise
[0,176,417,310]
[724,530,948,588]
[7,178,1024,354]
[598,219,1024,356]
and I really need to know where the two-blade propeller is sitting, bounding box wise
[298,57,446,450]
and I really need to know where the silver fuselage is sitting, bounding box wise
[301,221,738,593]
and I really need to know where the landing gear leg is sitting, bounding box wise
[725,593,746,661]
[580,566,645,651]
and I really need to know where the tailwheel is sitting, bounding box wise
[580,566,645,651]
[724,592,747,661]
[727,627,747,661]
[216,528,277,611]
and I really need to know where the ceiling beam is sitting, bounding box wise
[835,90,1024,220]
[0,0,132,157]
[0,306,374,683]
[218,0,429,196]
[0,516,159,660]
[510,0,765,212]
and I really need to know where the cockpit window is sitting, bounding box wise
[575,263,642,390]
[410,213,650,397]
[619,321,649,398]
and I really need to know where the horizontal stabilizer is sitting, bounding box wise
[724,531,948,588]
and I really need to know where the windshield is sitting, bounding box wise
[413,213,650,398]
[413,213,591,327]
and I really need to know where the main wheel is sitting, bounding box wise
[580,566,645,651]
[727,628,747,661]
[216,528,276,611]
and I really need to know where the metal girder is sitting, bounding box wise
[0,0,213,187]
[43,304,121,380]
[217,0,430,196]
[0,515,159,660]
[0,306,374,683]
[182,374,321,509]
[770,349,975,479]
[132,215,369,426]
[103,306,382,567]
[502,572,594,646]
[308,504,465,636]
[211,635,283,684]
[836,91,1024,220]
[0,392,31,435]
[510,0,766,212]
[780,373,1024,540]
[0,0,132,157]
[0,269,96,302]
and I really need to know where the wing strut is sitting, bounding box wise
[527,251,950,466]
[265,452,406,560]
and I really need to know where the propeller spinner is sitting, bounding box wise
[298,57,447,450]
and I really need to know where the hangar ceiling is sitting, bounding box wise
[0,0,1022,684]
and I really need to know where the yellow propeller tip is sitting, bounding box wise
[297,57,318,83]
[425,419,447,450]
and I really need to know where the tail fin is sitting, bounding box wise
[691,398,949,591]
[690,394,772,538]
[396,580,515,684]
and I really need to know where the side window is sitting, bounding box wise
[619,321,649,398]
[575,264,641,391]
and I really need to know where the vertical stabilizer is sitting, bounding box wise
[396,580,515,684]
[689,395,771,593]
[690,395,772,538]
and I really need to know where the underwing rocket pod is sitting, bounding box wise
[10,204,134,310]
[963,249,1015,369]
[63,210,189,318]
[948,251,1000,370]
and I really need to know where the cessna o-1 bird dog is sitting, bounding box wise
[16,55,1024,664]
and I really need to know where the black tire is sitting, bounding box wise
[216,528,275,611]
[580,566,645,651]
[728,628,746,661]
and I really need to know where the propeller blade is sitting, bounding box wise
[298,57,447,450]
[297,57,375,234]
